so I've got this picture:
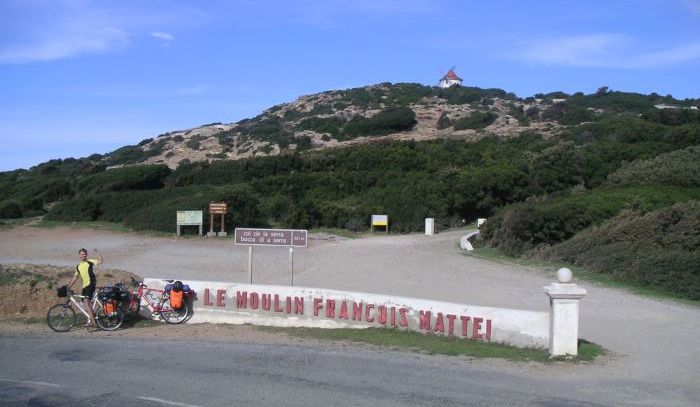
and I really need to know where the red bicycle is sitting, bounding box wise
[126,277,193,324]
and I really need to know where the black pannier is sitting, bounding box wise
[57,285,68,297]
[98,286,120,301]
[113,283,130,302]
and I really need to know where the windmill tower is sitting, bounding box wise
[438,66,463,88]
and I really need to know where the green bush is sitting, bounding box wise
[295,136,313,151]
[0,200,22,218]
[605,146,700,187]
[77,165,171,193]
[105,145,147,166]
[483,186,700,255]
[437,86,511,105]
[453,111,498,130]
[539,201,700,300]
[341,107,417,139]
[297,116,343,137]
[186,139,200,150]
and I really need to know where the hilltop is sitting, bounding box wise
[90,83,696,169]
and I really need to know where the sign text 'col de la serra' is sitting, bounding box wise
[234,228,308,247]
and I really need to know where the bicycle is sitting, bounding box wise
[46,286,125,332]
[127,277,191,324]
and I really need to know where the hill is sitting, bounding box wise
[1,83,699,299]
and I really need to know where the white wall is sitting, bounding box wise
[146,279,549,349]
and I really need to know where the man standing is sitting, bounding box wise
[68,248,103,327]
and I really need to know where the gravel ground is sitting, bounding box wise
[1,225,698,398]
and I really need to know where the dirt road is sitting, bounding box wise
[1,225,698,404]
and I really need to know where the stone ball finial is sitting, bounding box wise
[557,268,573,283]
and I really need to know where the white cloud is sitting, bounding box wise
[0,1,206,64]
[506,34,700,69]
[150,31,175,44]
[0,26,130,64]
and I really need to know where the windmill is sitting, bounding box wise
[438,66,463,88]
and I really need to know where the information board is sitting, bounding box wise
[177,210,203,226]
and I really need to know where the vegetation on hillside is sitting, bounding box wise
[1,83,699,299]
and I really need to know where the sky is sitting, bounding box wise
[1,0,699,171]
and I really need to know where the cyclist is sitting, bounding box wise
[67,248,103,327]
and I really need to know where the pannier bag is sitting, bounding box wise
[113,283,130,303]
[57,285,68,298]
[100,286,118,300]
[169,280,184,309]
[104,300,117,316]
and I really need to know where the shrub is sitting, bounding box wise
[186,139,200,150]
[483,186,700,255]
[453,111,498,130]
[436,112,451,130]
[106,145,147,166]
[539,201,700,300]
[0,200,22,218]
[77,165,171,193]
[341,107,417,139]
[297,117,343,137]
[295,136,313,151]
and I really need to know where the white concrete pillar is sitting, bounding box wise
[544,268,587,356]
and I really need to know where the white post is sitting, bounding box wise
[425,218,435,235]
[247,245,253,284]
[544,268,587,356]
[289,247,294,286]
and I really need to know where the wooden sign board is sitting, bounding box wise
[209,202,228,214]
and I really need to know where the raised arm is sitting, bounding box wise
[93,248,104,264]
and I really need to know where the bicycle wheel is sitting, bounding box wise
[161,299,189,324]
[47,304,77,332]
[95,303,125,331]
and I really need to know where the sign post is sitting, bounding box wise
[289,247,294,286]
[208,202,228,237]
[235,228,308,285]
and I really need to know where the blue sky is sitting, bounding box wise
[1,0,699,171]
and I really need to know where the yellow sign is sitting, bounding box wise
[371,215,388,226]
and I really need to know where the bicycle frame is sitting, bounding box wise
[66,294,100,319]
[134,284,175,315]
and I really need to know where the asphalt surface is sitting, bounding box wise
[2,334,695,407]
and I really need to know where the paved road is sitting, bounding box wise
[1,334,694,407]
[1,226,699,405]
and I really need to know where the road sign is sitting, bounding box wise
[234,228,308,247]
